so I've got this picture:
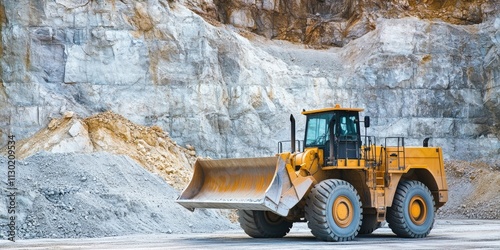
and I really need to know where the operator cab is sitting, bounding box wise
[302,105,364,165]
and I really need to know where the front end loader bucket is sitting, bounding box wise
[176,156,313,216]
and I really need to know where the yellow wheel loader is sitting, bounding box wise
[177,105,448,241]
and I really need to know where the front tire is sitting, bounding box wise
[238,210,292,238]
[305,179,362,241]
[387,180,435,238]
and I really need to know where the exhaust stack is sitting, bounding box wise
[290,114,296,153]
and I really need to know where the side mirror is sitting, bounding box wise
[364,116,370,128]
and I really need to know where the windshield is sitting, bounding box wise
[304,113,334,147]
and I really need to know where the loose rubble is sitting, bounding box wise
[438,160,500,219]
[0,152,235,240]
[12,111,196,190]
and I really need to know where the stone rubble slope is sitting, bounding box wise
[12,111,195,190]
[84,111,196,191]
[0,152,235,240]
[438,160,500,219]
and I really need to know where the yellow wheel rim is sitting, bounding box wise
[332,195,353,228]
[409,195,427,225]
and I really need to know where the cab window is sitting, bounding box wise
[305,113,334,147]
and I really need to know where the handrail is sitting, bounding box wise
[278,140,303,153]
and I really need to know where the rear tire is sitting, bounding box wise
[305,179,362,241]
[237,210,292,238]
[387,180,435,238]
[359,213,381,234]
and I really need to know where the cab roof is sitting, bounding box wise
[301,104,364,115]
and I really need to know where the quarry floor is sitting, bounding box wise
[1,220,499,249]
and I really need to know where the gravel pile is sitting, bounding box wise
[437,160,500,219]
[11,111,197,191]
[0,152,235,240]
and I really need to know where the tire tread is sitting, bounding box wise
[386,180,435,238]
[237,210,292,238]
[305,179,362,242]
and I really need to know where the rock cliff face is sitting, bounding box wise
[0,0,498,160]
[187,0,497,47]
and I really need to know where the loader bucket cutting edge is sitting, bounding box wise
[176,156,292,215]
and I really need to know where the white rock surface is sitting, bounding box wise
[0,0,498,161]
[50,120,94,154]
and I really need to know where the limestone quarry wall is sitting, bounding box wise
[185,0,497,46]
[0,0,498,161]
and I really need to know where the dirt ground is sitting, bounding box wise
[2,220,500,249]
